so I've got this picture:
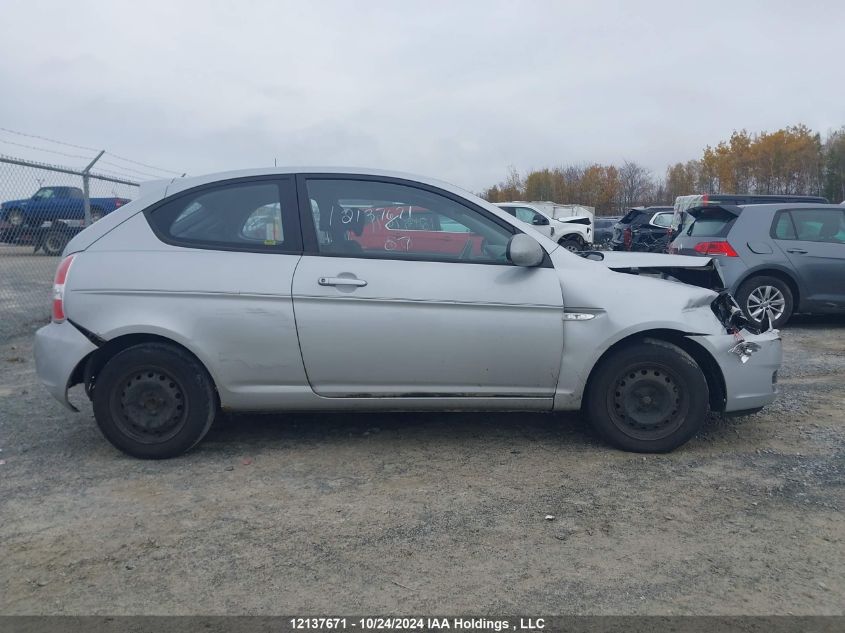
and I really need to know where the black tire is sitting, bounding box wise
[92,343,217,459]
[586,339,709,453]
[559,237,582,252]
[735,275,793,329]
[90,207,104,222]
[41,230,70,256]
[6,208,25,226]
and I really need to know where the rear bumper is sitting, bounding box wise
[34,321,97,411]
[689,329,782,412]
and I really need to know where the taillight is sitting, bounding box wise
[693,241,738,257]
[115,199,125,208]
[52,255,75,322]
[701,193,709,204]
[623,227,632,249]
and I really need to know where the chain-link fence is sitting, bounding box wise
[0,155,140,341]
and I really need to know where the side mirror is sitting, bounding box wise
[532,215,549,226]
[507,234,544,267]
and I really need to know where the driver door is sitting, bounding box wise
[291,175,565,399]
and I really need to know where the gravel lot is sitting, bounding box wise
[0,246,57,341]
[0,317,843,615]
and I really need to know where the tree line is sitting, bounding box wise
[481,124,845,215]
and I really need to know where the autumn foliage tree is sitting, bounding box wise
[482,123,845,214]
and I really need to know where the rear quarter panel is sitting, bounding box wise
[64,213,310,410]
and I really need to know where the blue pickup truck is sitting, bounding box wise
[0,186,132,254]
[1,186,131,227]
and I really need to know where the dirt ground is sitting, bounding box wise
[0,318,843,615]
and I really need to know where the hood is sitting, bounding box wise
[586,251,725,291]
[1,198,29,208]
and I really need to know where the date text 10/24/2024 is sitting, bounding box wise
[289,618,546,631]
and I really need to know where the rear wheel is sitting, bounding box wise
[735,275,793,329]
[586,340,709,452]
[41,230,70,256]
[92,343,217,459]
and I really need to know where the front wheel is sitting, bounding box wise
[558,237,582,252]
[92,343,217,459]
[6,208,25,226]
[586,340,709,452]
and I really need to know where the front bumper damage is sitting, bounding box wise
[696,291,782,413]
[690,328,781,413]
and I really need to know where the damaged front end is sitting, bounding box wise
[710,290,774,363]
[591,251,726,292]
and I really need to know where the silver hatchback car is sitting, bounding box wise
[34,168,782,458]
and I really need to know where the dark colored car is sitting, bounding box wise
[610,207,674,252]
[669,203,845,327]
[593,215,620,248]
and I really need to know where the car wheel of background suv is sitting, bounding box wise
[559,237,582,252]
[735,276,794,329]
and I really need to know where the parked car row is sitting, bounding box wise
[598,193,844,328]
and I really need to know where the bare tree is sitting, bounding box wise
[617,161,654,210]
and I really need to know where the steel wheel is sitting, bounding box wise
[606,363,689,441]
[111,366,188,444]
[746,285,786,324]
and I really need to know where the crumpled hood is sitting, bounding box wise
[596,251,714,270]
[590,251,725,291]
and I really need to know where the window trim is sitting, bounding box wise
[294,173,552,268]
[142,175,303,254]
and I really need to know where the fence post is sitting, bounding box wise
[82,150,105,226]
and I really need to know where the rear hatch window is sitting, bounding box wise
[618,209,644,224]
[686,207,738,237]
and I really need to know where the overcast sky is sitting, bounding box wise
[1,0,843,192]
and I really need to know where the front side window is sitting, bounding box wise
[305,179,515,263]
[512,207,540,224]
[148,180,300,252]
[33,188,56,199]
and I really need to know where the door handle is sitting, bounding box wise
[786,248,808,254]
[318,277,367,287]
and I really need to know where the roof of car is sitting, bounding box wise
[163,166,465,198]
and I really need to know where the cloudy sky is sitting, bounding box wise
[1,0,843,191]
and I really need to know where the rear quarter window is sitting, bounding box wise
[146,179,301,253]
